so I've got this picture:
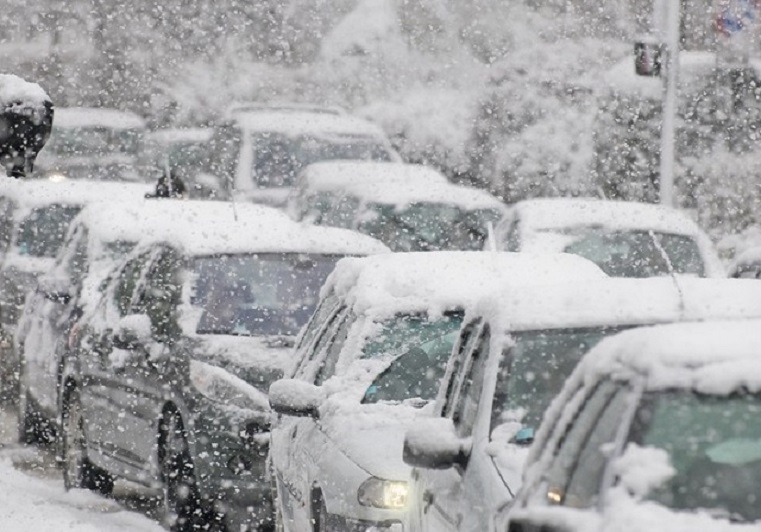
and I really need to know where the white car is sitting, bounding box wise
[494,198,725,278]
[0,179,150,401]
[204,106,400,207]
[504,319,761,532]
[34,107,148,182]
[404,277,761,532]
[289,161,506,252]
[268,251,605,532]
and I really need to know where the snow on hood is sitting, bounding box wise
[579,318,761,396]
[300,161,447,192]
[0,74,50,114]
[473,277,761,332]
[322,251,606,320]
[123,199,389,256]
[233,108,387,139]
[53,107,146,130]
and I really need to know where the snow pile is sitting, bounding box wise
[0,73,50,113]
[612,444,676,499]
[320,0,407,60]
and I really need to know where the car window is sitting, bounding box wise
[133,247,182,341]
[0,198,16,251]
[441,320,483,418]
[114,252,153,316]
[451,326,490,438]
[68,227,89,289]
[501,217,521,252]
[314,313,353,385]
[293,306,345,380]
[16,204,82,257]
[543,381,620,506]
[294,294,340,353]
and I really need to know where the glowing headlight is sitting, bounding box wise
[189,359,268,412]
[46,172,67,182]
[357,477,409,509]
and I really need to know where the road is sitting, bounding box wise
[0,406,165,531]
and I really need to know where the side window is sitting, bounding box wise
[543,381,622,507]
[441,320,482,418]
[314,313,353,386]
[68,227,89,289]
[114,253,152,316]
[133,247,182,341]
[451,326,491,438]
[293,306,344,379]
[295,294,339,353]
[504,218,521,252]
[0,198,15,251]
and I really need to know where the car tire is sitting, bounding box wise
[17,365,52,445]
[160,410,204,532]
[61,387,114,495]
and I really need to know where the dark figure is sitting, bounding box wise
[146,168,186,198]
[0,74,54,178]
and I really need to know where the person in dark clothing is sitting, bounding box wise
[146,167,187,198]
[0,74,54,179]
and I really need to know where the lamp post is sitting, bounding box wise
[659,0,680,207]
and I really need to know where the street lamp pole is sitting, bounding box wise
[658,0,680,206]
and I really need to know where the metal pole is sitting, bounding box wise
[659,0,680,206]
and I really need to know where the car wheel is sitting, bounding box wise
[17,365,51,445]
[160,410,203,532]
[61,387,113,495]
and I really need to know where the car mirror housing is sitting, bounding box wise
[113,313,152,350]
[403,417,470,470]
[268,379,324,418]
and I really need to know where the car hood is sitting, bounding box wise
[192,334,293,394]
[320,400,430,481]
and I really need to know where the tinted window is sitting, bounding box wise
[134,248,182,341]
[16,205,81,257]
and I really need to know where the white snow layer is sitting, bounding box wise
[53,107,146,130]
[0,73,50,109]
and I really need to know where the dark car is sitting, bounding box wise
[58,202,387,531]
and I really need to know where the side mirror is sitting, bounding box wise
[113,313,152,350]
[38,276,72,305]
[403,418,471,470]
[269,379,325,418]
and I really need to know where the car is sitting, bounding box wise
[0,179,151,402]
[494,198,725,278]
[402,277,761,532]
[201,106,400,207]
[503,318,761,532]
[268,251,606,532]
[727,246,761,278]
[60,200,388,532]
[289,161,506,251]
[141,127,215,197]
[33,107,148,182]
[17,198,199,442]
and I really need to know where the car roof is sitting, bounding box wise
[574,318,761,395]
[322,251,606,319]
[306,169,505,212]
[125,199,389,256]
[299,161,448,191]
[0,179,151,215]
[475,277,761,331]
[511,197,703,237]
[232,109,387,138]
[146,127,212,144]
[53,107,146,130]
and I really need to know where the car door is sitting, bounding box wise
[414,321,485,532]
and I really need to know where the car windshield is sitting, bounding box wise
[628,391,761,522]
[193,253,340,337]
[16,205,82,258]
[361,313,463,404]
[253,133,393,188]
[360,203,502,251]
[559,228,705,277]
[46,127,142,156]
[491,327,621,436]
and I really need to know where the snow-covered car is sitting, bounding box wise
[268,252,605,532]
[141,127,215,197]
[0,179,150,402]
[34,107,148,182]
[60,201,387,532]
[289,161,505,251]
[494,198,725,278]
[503,319,761,532]
[203,106,400,207]
[727,246,761,279]
[403,277,761,532]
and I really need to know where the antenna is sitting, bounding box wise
[648,229,685,313]
[486,221,498,252]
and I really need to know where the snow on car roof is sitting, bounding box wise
[300,161,448,191]
[233,109,387,138]
[477,277,761,332]
[53,107,146,130]
[513,198,703,237]
[128,199,389,256]
[0,179,151,214]
[310,170,505,212]
[577,318,761,395]
[323,251,606,319]
[0,73,50,108]
[146,127,212,144]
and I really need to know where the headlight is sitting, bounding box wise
[357,477,408,509]
[189,359,269,412]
